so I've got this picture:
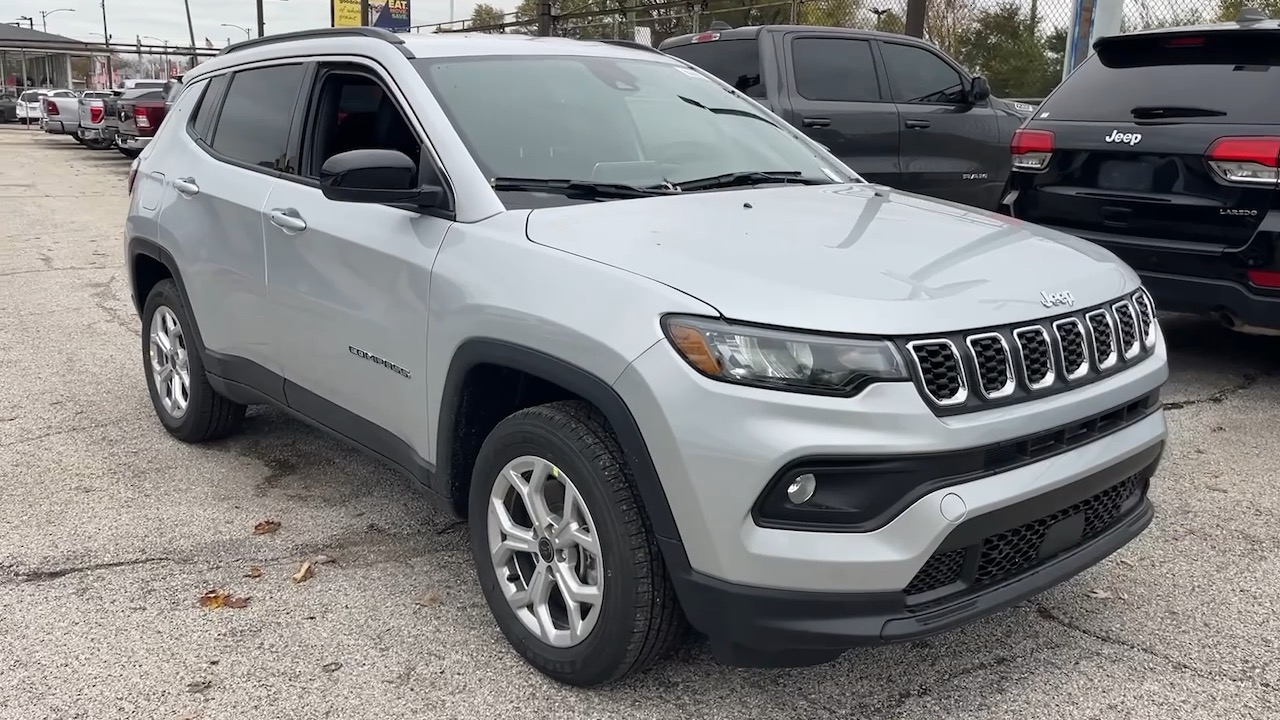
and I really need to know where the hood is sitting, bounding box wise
[524,184,1137,336]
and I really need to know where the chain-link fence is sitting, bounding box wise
[414,0,1261,99]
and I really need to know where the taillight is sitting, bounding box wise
[1011,128,1054,172]
[127,158,139,195]
[45,99,58,115]
[691,31,721,42]
[90,105,104,124]
[1247,269,1280,289]
[1205,136,1280,186]
[135,107,152,129]
[1162,35,1205,47]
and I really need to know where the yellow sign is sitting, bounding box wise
[332,0,363,27]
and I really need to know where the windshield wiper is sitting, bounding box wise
[674,171,831,192]
[491,177,675,200]
[676,94,778,126]
[1130,105,1228,119]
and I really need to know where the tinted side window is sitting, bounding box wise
[792,37,881,102]
[662,39,766,98]
[881,43,965,104]
[209,64,306,171]
[189,75,228,141]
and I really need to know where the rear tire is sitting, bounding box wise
[141,279,246,442]
[469,400,686,687]
[118,147,141,159]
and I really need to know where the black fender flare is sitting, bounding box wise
[436,338,685,548]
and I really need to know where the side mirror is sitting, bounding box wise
[319,148,443,208]
[969,76,992,103]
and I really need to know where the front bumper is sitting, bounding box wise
[664,439,1159,667]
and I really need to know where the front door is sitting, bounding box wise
[263,62,453,468]
[878,41,1004,210]
[777,33,901,187]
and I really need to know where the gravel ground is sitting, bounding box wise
[3,125,1280,720]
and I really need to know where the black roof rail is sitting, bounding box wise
[217,27,413,58]
[596,38,664,54]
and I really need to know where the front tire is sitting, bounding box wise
[141,279,245,442]
[469,400,686,686]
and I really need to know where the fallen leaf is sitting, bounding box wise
[253,519,281,535]
[1118,591,1130,600]
[413,591,440,607]
[244,566,263,579]
[175,711,202,720]
[311,553,336,565]
[1086,588,1113,599]
[185,680,212,694]
[1118,558,1135,568]
[292,560,315,584]
[321,661,343,673]
[197,589,250,610]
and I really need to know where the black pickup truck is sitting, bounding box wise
[659,24,1036,210]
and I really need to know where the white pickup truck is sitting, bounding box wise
[76,79,168,150]
[43,90,110,139]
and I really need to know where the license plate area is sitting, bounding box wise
[1097,159,1156,193]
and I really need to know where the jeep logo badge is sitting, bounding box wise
[1040,290,1075,308]
[1104,130,1142,146]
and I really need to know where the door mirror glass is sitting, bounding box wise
[969,76,992,103]
[319,148,442,207]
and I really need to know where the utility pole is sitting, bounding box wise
[360,0,371,26]
[257,0,266,36]
[99,0,113,88]
[182,0,198,69]
[903,0,927,38]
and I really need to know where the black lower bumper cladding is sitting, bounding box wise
[663,440,1163,668]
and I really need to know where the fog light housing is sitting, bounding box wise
[786,473,817,504]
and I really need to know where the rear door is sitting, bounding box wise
[777,33,901,187]
[1009,30,1280,254]
[878,40,1003,208]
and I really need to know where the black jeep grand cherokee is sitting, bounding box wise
[1001,11,1280,335]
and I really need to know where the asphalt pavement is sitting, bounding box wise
[2,125,1279,720]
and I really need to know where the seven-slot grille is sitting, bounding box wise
[904,289,1157,414]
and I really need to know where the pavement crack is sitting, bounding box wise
[1034,603,1279,692]
[1163,372,1259,411]
[9,557,174,583]
[0,265,110,277]
[87,274,138,334]
[0,418,132,447]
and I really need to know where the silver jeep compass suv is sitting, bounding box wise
[124,27,1169,687]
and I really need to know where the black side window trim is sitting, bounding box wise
[280,59,457,216]
[877,40,971,106]
[192,61,309,180]
[186,75,228,142]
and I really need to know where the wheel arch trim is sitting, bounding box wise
[437,338,685,549]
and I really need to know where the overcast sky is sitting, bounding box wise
[9,0,515,46]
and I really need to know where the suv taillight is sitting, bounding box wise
[135,106,153,129]
[1011,128,1054,172]
[45,99,58,115]
[1205,136,1280,186]
[90,105,104,124]
[127,158,139,195]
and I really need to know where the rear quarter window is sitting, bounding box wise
[1039,31,1280,124]
[662,38,766,98]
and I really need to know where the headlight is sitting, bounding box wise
[661,315,908,395]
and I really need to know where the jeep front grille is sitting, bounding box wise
[901,291,1157,415]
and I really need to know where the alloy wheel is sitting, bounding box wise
[487,455,605,648]
[149,305,191,419]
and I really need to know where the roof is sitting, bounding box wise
[0,24,84,46]
[1102,15,1280,40]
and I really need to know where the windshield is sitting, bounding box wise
[412,54,855,195]
[19,91,46,103]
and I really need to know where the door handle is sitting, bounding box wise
[802,117,832,128]
[173,177,199,196]
[904,119,932,129]
[268,208,308,233]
